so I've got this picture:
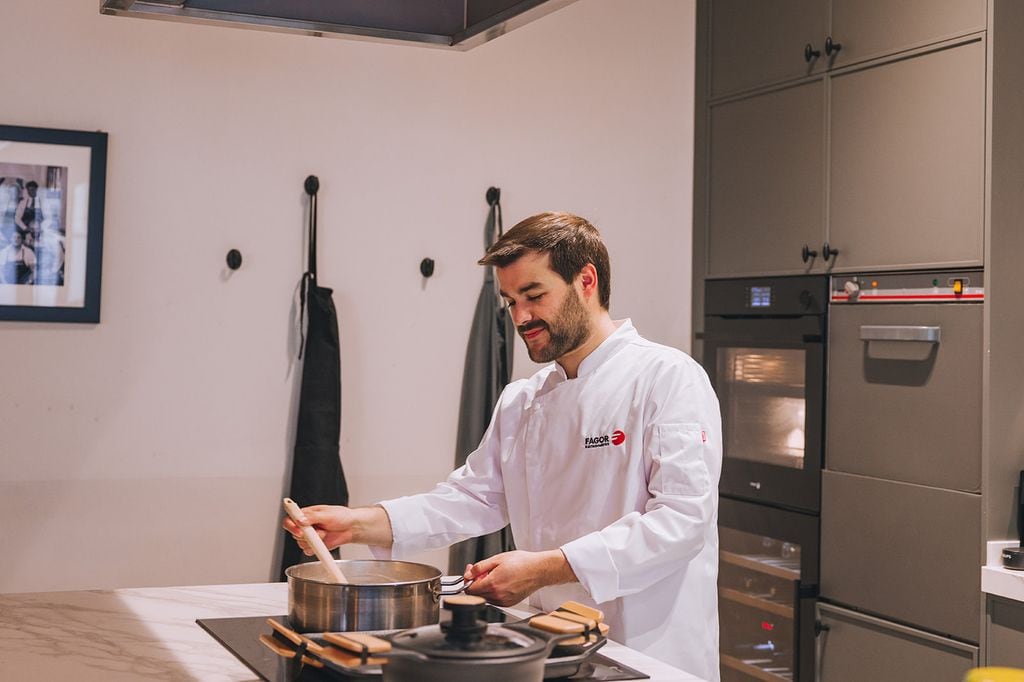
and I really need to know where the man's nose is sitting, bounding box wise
[509,304,532,327]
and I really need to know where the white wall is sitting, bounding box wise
[0,0,695,593]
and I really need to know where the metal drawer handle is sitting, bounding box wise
[859,325,940,343]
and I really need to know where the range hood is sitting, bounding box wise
[100,0,578,50]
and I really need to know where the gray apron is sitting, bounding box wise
[448,189,515,573]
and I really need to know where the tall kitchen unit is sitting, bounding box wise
[692,0,1024,679]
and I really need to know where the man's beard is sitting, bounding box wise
[518,288,591,363]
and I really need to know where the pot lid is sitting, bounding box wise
[390,596,549,661]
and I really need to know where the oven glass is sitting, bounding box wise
[717,348,806,470]
[719,527,800,682]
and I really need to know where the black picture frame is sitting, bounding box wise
[0,124,107,323]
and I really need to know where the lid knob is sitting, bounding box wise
[441,595,487,645]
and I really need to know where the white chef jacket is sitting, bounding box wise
[376,319,722,680]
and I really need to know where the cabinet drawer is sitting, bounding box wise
[821,471,981,642]
[827,303,982,491]
[829,39,985,272]
[817,602,978,682]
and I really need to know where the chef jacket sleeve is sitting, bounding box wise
[559,357,722,603]
[370,397,512,559]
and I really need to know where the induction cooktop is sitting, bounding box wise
[197,612,649,681]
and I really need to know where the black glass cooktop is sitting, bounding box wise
[197,612,649,681]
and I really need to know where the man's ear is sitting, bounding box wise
[577,263,599,300]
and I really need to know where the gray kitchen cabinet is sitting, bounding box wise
[821,470,981,643]
[826,302,983,491]
[700,2,988,279]
[828,39,986,272]
[709,0,985,100]
[709,0,827,99]
[830,0,986,68]
[817,602,978,682]
[986,596,1024,668]
[707,80,824,278]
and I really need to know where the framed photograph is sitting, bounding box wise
[0,125,107,322]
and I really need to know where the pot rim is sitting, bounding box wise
[285,559,443,587]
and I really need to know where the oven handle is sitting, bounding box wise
[859,325,941,344]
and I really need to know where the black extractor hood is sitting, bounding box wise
[99,0,579,50]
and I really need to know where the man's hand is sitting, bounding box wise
[463,549,578,606]
[282,504,393,554]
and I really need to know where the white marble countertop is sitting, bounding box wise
[0,582,703,681]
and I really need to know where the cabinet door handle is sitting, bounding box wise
[825,36,842,56]
[801,244,818,263]
[823,242,839,261]
[804,43,821,63]
[859,325,941,343]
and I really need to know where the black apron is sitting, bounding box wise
[279,182,349,581]
[22,196,39,234]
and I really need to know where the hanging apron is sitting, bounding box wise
[279,182,349,581]
[448,189,516,573]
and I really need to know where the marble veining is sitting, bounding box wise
[0,583,285,681]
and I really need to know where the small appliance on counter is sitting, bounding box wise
[1002,471,1024,570]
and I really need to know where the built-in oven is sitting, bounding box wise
[703,276,829,513]
[719,497,818,682]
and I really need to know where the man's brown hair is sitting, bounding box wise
[478,212,611,310]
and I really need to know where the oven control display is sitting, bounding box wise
[748,286,772,308]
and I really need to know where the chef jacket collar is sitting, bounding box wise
[553,318,636,381]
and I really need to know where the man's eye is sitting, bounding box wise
[527,294,544,302]
[504,300,515,308]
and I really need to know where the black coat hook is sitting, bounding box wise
[226,249,243,270]
[420,258,435,278]
[304,175,319,196]
[486,186,500,206]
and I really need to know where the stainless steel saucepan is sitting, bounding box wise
[285,559,470,633]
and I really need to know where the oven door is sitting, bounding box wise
[704,315,824,512]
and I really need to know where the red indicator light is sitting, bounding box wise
[761,621,775,632]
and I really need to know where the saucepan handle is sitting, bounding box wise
[438,575,475,596]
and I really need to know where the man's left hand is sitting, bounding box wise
[463,549,578,606]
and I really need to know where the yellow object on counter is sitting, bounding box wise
[965,668,1024,682]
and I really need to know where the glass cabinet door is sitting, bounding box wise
[717,347,807,470]
[719,527,801,682]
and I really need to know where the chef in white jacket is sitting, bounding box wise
[284,212,722,681]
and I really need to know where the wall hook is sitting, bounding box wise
[226,249,243,270]
[420,258,435,278]
[486,186,500,206]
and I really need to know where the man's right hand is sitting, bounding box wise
[282,504,394,554]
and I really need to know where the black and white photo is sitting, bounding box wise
[0,125,107,322]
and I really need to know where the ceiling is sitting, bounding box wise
[99,0,579,50]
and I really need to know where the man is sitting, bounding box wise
[15,181,41,237]
[284,212,722,680]
[0,230,36,284]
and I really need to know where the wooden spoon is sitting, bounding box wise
[282,498,348,584]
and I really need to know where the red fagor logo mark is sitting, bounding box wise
[611,430,626,446]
